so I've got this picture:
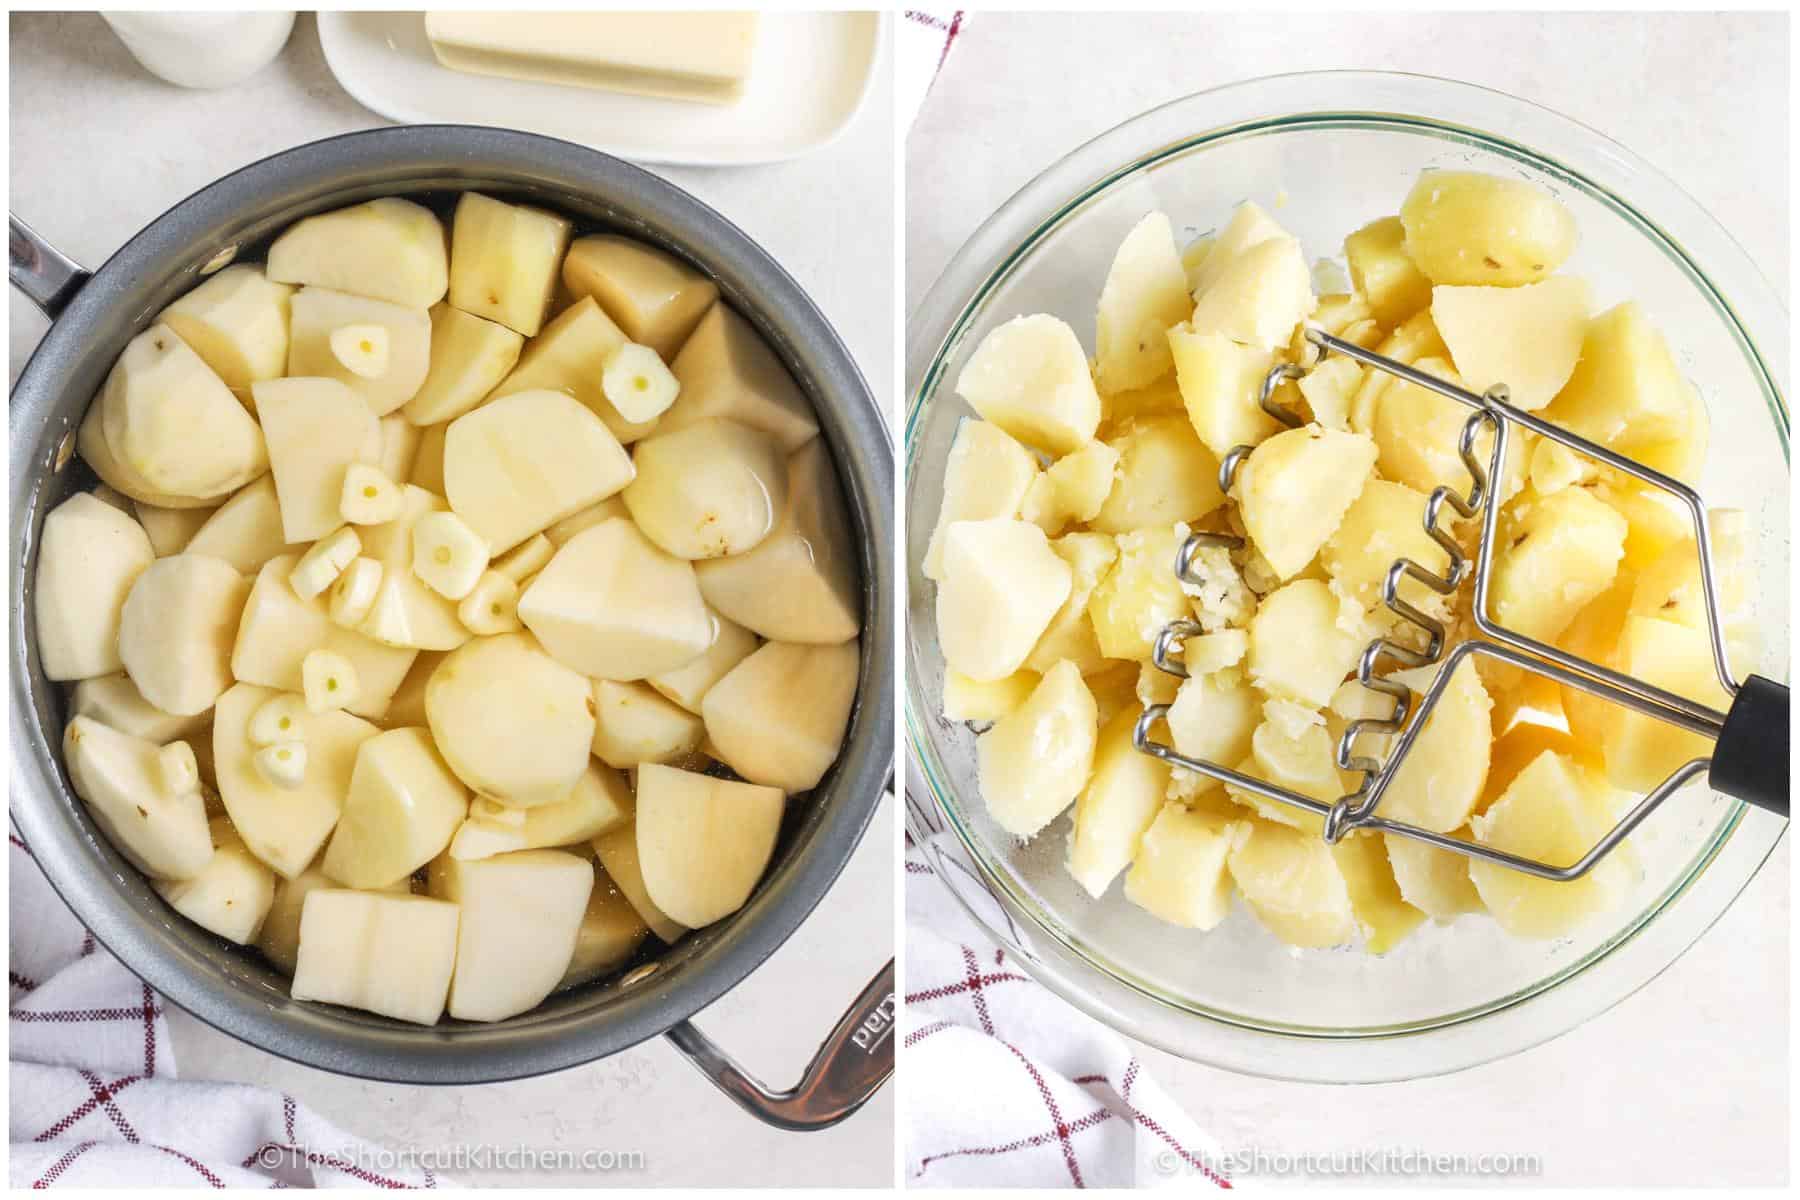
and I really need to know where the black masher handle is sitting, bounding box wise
[1708,674,1789,817]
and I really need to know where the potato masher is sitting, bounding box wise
[1134,326,1790,880]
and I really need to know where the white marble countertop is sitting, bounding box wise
[907,11,1789,1187]
[10,11,895,1188]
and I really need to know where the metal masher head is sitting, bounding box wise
[1134,326,1789,880]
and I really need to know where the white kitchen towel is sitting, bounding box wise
[899,10,965,128]
[904,835,1231,1189]
[8,823,445,1189]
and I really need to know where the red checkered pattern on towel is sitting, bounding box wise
[905,837,1230,1189]
[8,822,442,1188]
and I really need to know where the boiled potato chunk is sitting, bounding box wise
[1541,302,1693,452]
[1085,523,1190,662]
[1330,831,1426,953]
[1188,235,1315,351]
[694,440,861,644]
[133,499,216,557]
[636,764,784,928]
[1023,532,1116,677]
[647,609,758,713]
[1169,327,1279,459]
[1432,277,1590,411]
[953,314,1101,456]
[291,889,460,1025]
[1089,415,1223,534]
[445,388,635,554]
[1380,662,1493,833]
[448,192,572,337]
[1399,170,1577,286]
[561,234,719,360]
[231,555,418,720]
[1489,486,1627,644]
[590,679,705,769]
[1019,441,1119,536]
[286,288,432,417]
[923,418,1040,579]
[213,683,379,878]
[450,761,630,860]
[1122,801,1239,929]
[266,196,448,309]
[1469,750,1632,938]
[1093,211,1191,394]
[976,661,1097,838]
[1228,818,1357,948]
[1322,479,1452,614]
[71,672,208,744]
[1597,614,1730,792]
[157,265,294,391]
[664,304,820,452]
[943,668,1039,723]
[703,639,858,793]
[355,485,471,652]
[253,375,381,543]
[405,303,524,425]
[1246,579,1363,707]
[488,297,654,444]
[520,519,712,679]
[1368,355,1486,495]
[559,874,652,988]
[1235,425,1378,580]
[321,727,470,888]
[1067,705,1170,897]
[936,519,1071,682]
[1343,216,1433,328]
[118,554,249,715]
[185,475,293,574]
[62,715,213,880]
[593,821,687,943]
[99,324,267,501]
[425,632,595,805]
[154,817,276,945]
[34,491,154,681]
[1295,356,1363,431]
[1384,832,1485,922]
[622,418,788,559]
[1228,714,1341,832]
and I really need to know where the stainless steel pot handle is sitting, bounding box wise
[9,215,89,319]
[665,956,895,1132]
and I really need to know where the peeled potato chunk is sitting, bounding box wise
[1123,801,1240,929]
[253,375,382,544]
[943,669,1039,723]
[1330,830,1426,954]
[562,233,719,360]
[1228,817,1357,948]
[1094,211,1191,394]
[623,418,788,559]
[1343,216,1433,329]
[977,661,1097,838]
[1596,614,1730,792]
[1089,415,1223,534]
[213,683,379,878]
[488,296,654,443]
[1469,750,1633,938]
[1085,522,1190,663]
[519,519,712,680]
[260,867,400,976]
[694,440,862,644]
[119,553,249,716]
[703,639,858,793]
[99,324,268,502]
[1246,579,1363,708]
[923,418,1040,580]
[231,555,418,720]
[1165,672,1260,789]
[63,715,213,881]
[593,821,687,943]
[936,519,1071,682]
[954,313,1101,456]
[355,485,472,652]
[664,304,821,452]
[291,889,460,1025]
[1542,301,1697,455]
[1399,170,1577,287]
[185,475,292,574]
[1489,486,1627,644]
[157,264,294,392]
[1235,425,1378,580]
[1068,705,1171,898]
[1169,327,1280,460]
[34,491,154,681]
[1368,355,1485,495]
[590,679,705,769]
[1385,832,1485,922]
[321,727,470,889]
[72,673,208,744]
[636,764,784,928]
[448,192,572,337]
[543,497,629,548]
[425,632,595,806]
[154,816,276,945]
[286,288,431,417]
[266,196,448,309]
[1019,441,1119,536]
[559,873,652,989]
[450,761,630,861]
[647,609,758,713]
[1191,201,1288,294]
[76,406,211,510]
[1188,235,1316,351]
[1432,276,1590,411]
[405,303,524,425]
[134,499,216,558]
[1024,532,1116,677]
[445,388,635,555]
[1379,662,1493,833]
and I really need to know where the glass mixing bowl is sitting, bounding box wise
[904,71,1789,1082]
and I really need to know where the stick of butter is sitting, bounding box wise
[423,12,760,106]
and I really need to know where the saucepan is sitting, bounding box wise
[9,125,895,1126]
